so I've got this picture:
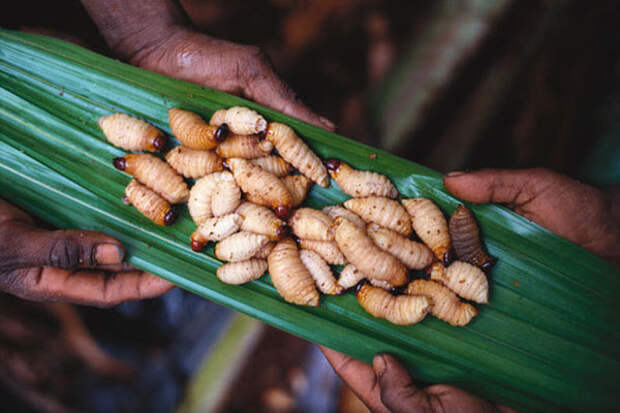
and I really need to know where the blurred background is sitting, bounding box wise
[1,0,619,412]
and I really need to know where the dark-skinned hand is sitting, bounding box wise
[0,199,174,307]
[322,168,620,412]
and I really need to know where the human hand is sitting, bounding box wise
[80,0,333,130]
[321,347,516,413]
[0,199,174,307]
[443,168,620,265]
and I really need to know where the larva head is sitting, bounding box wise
[324,158,341,171]
[443,249,455,266]
[190,239,205,252]
[214,123,229,142]
[355,279,369,293]
[275,205,291,220]
[153,135,168,151]
[277,224,289,239]
[164,208,178,226]
[113,156,127,171]
[481,258,497,272]
[121,195,131,206]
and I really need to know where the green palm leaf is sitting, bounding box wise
[0,30,618,412]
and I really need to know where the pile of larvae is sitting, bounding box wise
[99,106,495,327]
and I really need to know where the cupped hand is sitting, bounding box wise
[321,347,516,413]
[0,199,174,307]
[443,168,620,264]
[128,28,334,131]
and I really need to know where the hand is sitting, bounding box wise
[321,347,516,413]
[80,0,334,130]
[443,168,620,265]
[132,28,335,130]
[0,199,174,307]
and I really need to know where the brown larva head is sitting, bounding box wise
[274,205,291,220]
[481,258,497,272]
[390,285,407,295]
[222,158,229,169]
[324,158,341,171]
[277,224,289,239]
[164,208,178,226]
[153,135,167,151]
[113,156,127,171]
[190,239,205,252]
[355,279,369,293]
[121,195,131,206]
[214,123,229,142]
[442,250,454,266]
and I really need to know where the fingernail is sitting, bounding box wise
[319,116,336,130]
[373,354,387,377]
[446,170,466,178]
[95,244,124,265]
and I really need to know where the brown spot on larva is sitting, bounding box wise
[153,135,167,151]
[215,123,229,141]
[513,280,519,287]
[275,206,291,219]
[369,153,377,160]
[164,209,178,226]
[246,172,253,178]
[324,159,341,171]
[191,239,205,252]
[459,279,465,284]
[113,157,127,170]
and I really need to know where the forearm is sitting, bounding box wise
[79,0,190,62]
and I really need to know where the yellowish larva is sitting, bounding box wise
[430,261,489,304]
[99,113,166,152]
[344,197,411,236]
[168,108,228,150]
[188,171,233,225]
[367,224,433,269]
[325,160,398,198]
[288,208,334,241]
[113,154,189,204]
[209,109,227,126]
[190,213,243,251]
[402,198,451,263]
[337,264,393,290]
[254,242,276,259]
[322,205,366,229]
[216,134,273,159]
[332,217,408,286]
[215,231,269,262]
[356,283,431,325]
[226,158,293,218]
[235,202,286,240]
[251,155,293,177]
[216,259,267,285]
[211,173,241,217]
[299,249,344,295]
[406,279,477,326]
[266,122,329,187]
[267,238,320,306]
[281,175,313,207]
[165,146,223,178]
[124,179,176,226]
[221,106,268,135]
[298,239,346,265]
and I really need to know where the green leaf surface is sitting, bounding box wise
[0,30,619,412]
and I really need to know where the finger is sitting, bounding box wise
[319,346,390,413]
[0,221,125,270]
[7,267,174,307]
[443,168,555,206]
[242,54,335,131]
[375,354,431,413]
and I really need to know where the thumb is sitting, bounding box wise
[373,354,430,413]
[443,168,553,206]
[1,220,124,271]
